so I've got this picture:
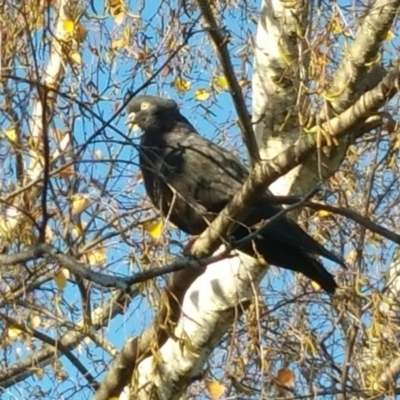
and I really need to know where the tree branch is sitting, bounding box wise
[327,0,399,113]
[196,0,260,165]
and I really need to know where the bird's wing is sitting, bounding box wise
[162,129,248,215]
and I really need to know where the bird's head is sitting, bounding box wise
[126,95,179,132]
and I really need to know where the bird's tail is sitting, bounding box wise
[297,256,338,294]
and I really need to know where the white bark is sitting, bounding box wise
[252,0,311,197]
[127,250,265,399]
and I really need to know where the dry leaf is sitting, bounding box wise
[7,327,22,339]
[0,212,19,239]
[194,89,210,101]
[206,380,225,399]
[69,51,82,65]
[86,247,106,265]
[72,222,87,237]
[174,77,191,93]
[30,314,41,329]
[276,367,295,387]
[34,368,45,379]
[45,225,54,241]
[310,280,321,291]
[63,20,75,33]
[107,0,127,24]
[212,75,228,92]
[75,23,88,43]
[57,165,74,178]
[385,30,395,41]
[54,268,70,291]
[347,249,358,264]
[144,220,163,240]
[4,128,17,143]
[71,194,90,216]
[317,209,330,217]
[94,150,104,159]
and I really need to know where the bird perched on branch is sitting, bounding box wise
[126,95,345,294]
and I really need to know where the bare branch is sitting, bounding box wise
[196,0,260,165]
[0,312,99,391]
[304,202,400,245]
[0,288,135,389]
[328,0,400,112]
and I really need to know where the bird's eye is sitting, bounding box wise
[140,102,150,110]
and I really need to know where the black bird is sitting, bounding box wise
[127,95,345,293]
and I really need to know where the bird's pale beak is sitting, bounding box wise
[126,112,138,131]
[126,112,136,125]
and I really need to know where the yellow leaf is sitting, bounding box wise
[69,51,82,65]
[30,314,41,329]
[72,222,87,237]
[4,128,17,143]
[7,327,22,339]
[310,280,321,291]
[174,77,191,93]
[144,220,163,240]
[71,194,90,216]
[206,380,225,399]
[347,249,358,264]
[45,225,54,241]
[63,20,75,33]
[194,89,210,101]
[0,215,19,239]
[111,37,126,50]
[276,367,295,387]
[317,209,330,217]
[330,17,343,35]
[86,247,106,265]
[212,75,228,92]
[304,337,317,356]
[34,368,44,379]
[385,30,394,41]
[54,268,70,291]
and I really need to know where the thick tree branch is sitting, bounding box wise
[191,63,400,257]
